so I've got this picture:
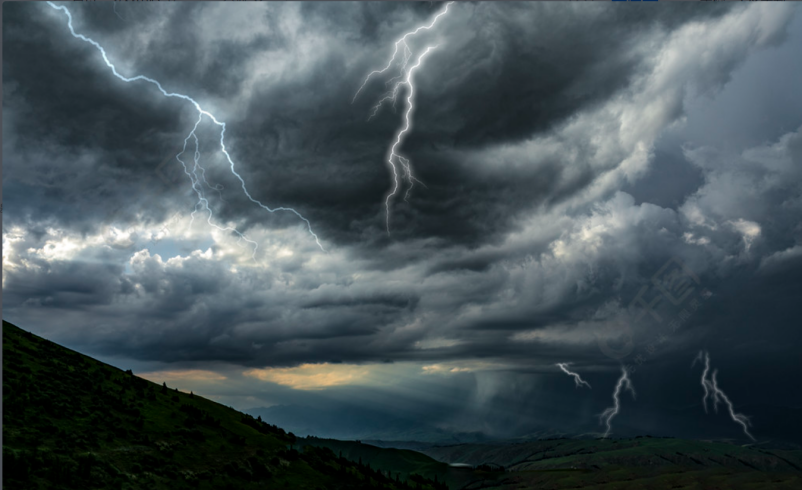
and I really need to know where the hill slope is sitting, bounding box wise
[2,320,446,490]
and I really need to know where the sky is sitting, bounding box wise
[3,2,802,442]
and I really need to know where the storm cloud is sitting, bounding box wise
[3,2,802,440]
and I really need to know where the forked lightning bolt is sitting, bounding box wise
[354,2,453,233]
[693,351,755,441]
[176,113,257,254]
[46,2,324,256]
[353,2,453,103]
[599,366,635,438]
[556,363,592,389]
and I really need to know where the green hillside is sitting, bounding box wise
[1,320,446,490]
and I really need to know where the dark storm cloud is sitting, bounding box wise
[3,3,196,234]
[202,2,740,247]
[409,2,732,149]
[8,2,744,247]
[4,2,802,438]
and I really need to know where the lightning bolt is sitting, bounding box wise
[46,2,324,256]
[112,2,124,22]
[556,363,592,389]
[692,350,712,413]
[693,351,755,441]
[354,2,453,233]
[599,366,636,438]
[176,113,258,255]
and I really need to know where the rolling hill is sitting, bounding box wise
[296,436,802,489]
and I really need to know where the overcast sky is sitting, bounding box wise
[3,2,802,440]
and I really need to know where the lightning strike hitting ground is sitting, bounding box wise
[693,351,755,441]
[556,363,592,389]
[353,2,453,233]
[599,366,635,438]
[46,2,324,256]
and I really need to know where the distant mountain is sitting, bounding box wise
[245,404,491,445]
[246,396,802,449]
[2,320,446,490]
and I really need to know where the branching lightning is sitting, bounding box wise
[556,363,592,389]
[176,113,258,253]
[693,351,755,441]
[353,2,453,233]
[599,366,635,438]
[46,2,324,257]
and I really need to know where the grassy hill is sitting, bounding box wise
[1,320,446,490]
[419,437,802,489]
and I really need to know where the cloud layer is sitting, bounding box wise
[4,2,802,437]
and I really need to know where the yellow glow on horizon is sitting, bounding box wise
[244,363,373,390]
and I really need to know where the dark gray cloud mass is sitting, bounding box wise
[3,2,802,440]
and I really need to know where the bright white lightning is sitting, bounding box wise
[176,113,258,255]
[353,2,452,103]
[381,47,436,232]
[693,351,755,441]
[599,366,636,438]
[354,2,453,233]
[556,363,592,389]
[46,2,324,256]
